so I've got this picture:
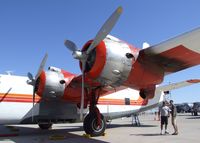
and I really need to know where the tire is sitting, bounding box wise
[38,123,52,130]
[83,113,106,136]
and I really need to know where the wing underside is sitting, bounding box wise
[138,27,200,75]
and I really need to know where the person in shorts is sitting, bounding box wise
[159,101,171,135]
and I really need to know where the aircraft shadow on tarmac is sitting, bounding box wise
[177,114,193,116]
[177,114,200,119]
[0,125,109,143]
[2,123,157,136]
[107,123,157,129]
[0,123,157,143]
[186,116,200,119]
[5,124,84,135]
[130,133,163,136]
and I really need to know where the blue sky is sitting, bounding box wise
[0,0,200,103]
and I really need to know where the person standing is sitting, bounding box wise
[170,100,178,135]
[159,101,171,135]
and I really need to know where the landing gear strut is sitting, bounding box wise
[131,114,140,126]
[83,88,106,136]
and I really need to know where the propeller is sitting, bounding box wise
[27,53,48,122]
[80,60,86,120]
[86,6,123,55]
[64,6,123,120]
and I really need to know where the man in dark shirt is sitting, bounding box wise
[170,100,178,135]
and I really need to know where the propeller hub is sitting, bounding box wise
[72,51,85,60]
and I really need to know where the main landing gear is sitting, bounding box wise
[83,88,106,136]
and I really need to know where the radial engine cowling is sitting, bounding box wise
[36,67,73,99]
[82,35,138,87]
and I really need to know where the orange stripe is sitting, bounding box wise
[0,93,40,98]
[98,98,148,106]
[0,93,41,103]
[0,93,148,105]
[0,98,40,103]
[0,96,40,100]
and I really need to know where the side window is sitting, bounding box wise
[125,98,130,105]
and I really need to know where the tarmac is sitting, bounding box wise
[0,113,199,143]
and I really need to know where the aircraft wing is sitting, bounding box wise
[138,27,200,75]
[157,79,200,92]
[137,79,200,113]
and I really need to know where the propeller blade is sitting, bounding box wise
[27,72,35,85]
[80,60,86,121]
[86,6,123,54]
[64,40,78,52]
[32,87,36,122]
[27,72,34,80]
[35,53,48,80]
[30,53,48,122]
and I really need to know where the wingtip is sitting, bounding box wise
[187,79,200,83]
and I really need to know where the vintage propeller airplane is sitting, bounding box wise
[1,6,200,136]
[0,72,199,137]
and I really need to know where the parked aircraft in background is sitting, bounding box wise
[175,102,200,116]
[1,6,200,136]
[191,102,200,116]
[175,103,192,113]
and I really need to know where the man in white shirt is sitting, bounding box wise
[159,101,171,135]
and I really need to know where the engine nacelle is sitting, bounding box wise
[139,86,156,99]
[82,35,138,87]
[36,67,75,99]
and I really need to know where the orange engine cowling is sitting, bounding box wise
[80,40,107,79]
[81,35,138,87]
[139,86,156,99]
[35,67,75,99]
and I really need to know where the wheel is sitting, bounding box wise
[83,113,106,136]
[38,123,52,130]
